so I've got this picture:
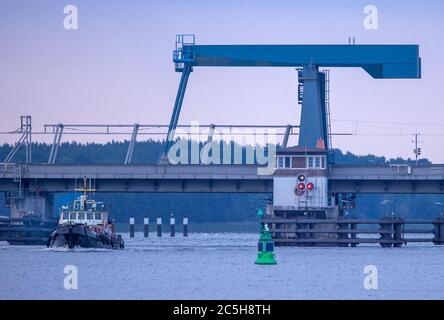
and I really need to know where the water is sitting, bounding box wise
[1,233,444,300]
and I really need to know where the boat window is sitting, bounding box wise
[284,157,291,168]
[74,201,80,210]
[62,212,69,220]
[94,213,102,220]
[87,212,93,220]
[78,213,85,220]
[69,212,77,220]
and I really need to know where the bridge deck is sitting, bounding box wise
[0,163,443,193]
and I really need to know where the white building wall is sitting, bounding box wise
[273,176,328,208]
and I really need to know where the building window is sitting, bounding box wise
[94,213,101,221]
[315,156,321,168]
[277,156,284,168]
[285,157,291,168]
[292,156,306,169]
[308,156,314,168]
[321,156,326,169]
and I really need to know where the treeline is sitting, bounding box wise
[0,140,441,222]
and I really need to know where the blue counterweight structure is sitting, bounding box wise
[297,64,330,148]
[162,35,421,158]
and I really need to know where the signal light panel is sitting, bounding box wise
[297,182,305,191]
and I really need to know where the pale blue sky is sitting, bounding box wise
[1,0,443,161]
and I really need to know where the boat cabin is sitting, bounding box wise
[58,195,108,226]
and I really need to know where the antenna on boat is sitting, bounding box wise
[75,176,96,197]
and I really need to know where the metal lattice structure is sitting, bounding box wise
[3,116,32,164]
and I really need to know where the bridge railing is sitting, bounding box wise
[329,164,444,178]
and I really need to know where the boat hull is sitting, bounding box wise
[47,225,124,250]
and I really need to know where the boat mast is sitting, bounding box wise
[74,176,96,202]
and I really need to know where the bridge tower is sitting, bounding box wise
[163,35,421,160]
[163,36,421,243]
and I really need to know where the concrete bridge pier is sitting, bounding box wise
[6,191,54,220]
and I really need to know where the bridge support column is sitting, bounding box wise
[161,63,193,163]
[124,124,139,165]
[6,191,54,220]
[48,124,64,164]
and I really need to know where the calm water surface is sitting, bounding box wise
[1,233,443,299]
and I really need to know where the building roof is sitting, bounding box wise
[276,146,327,155]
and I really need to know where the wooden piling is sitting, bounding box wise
[433,217,444,245]
[183,218,188,237]
[157,218,162,237]
[129,217,135,238]
[393,217,404,247]
[170,217,175,237]
[350,219,357,247]
[379,216,393,247]
[261,217,439,247]
[337,217,349,247]
[143,217,149,238]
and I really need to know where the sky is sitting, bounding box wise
[1,0,443,162]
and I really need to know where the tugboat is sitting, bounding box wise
[47,178,124,249]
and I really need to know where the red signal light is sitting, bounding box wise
[306,182,314,191]
[297,182,305,191]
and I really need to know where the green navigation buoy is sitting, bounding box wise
[255,209,277,265]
